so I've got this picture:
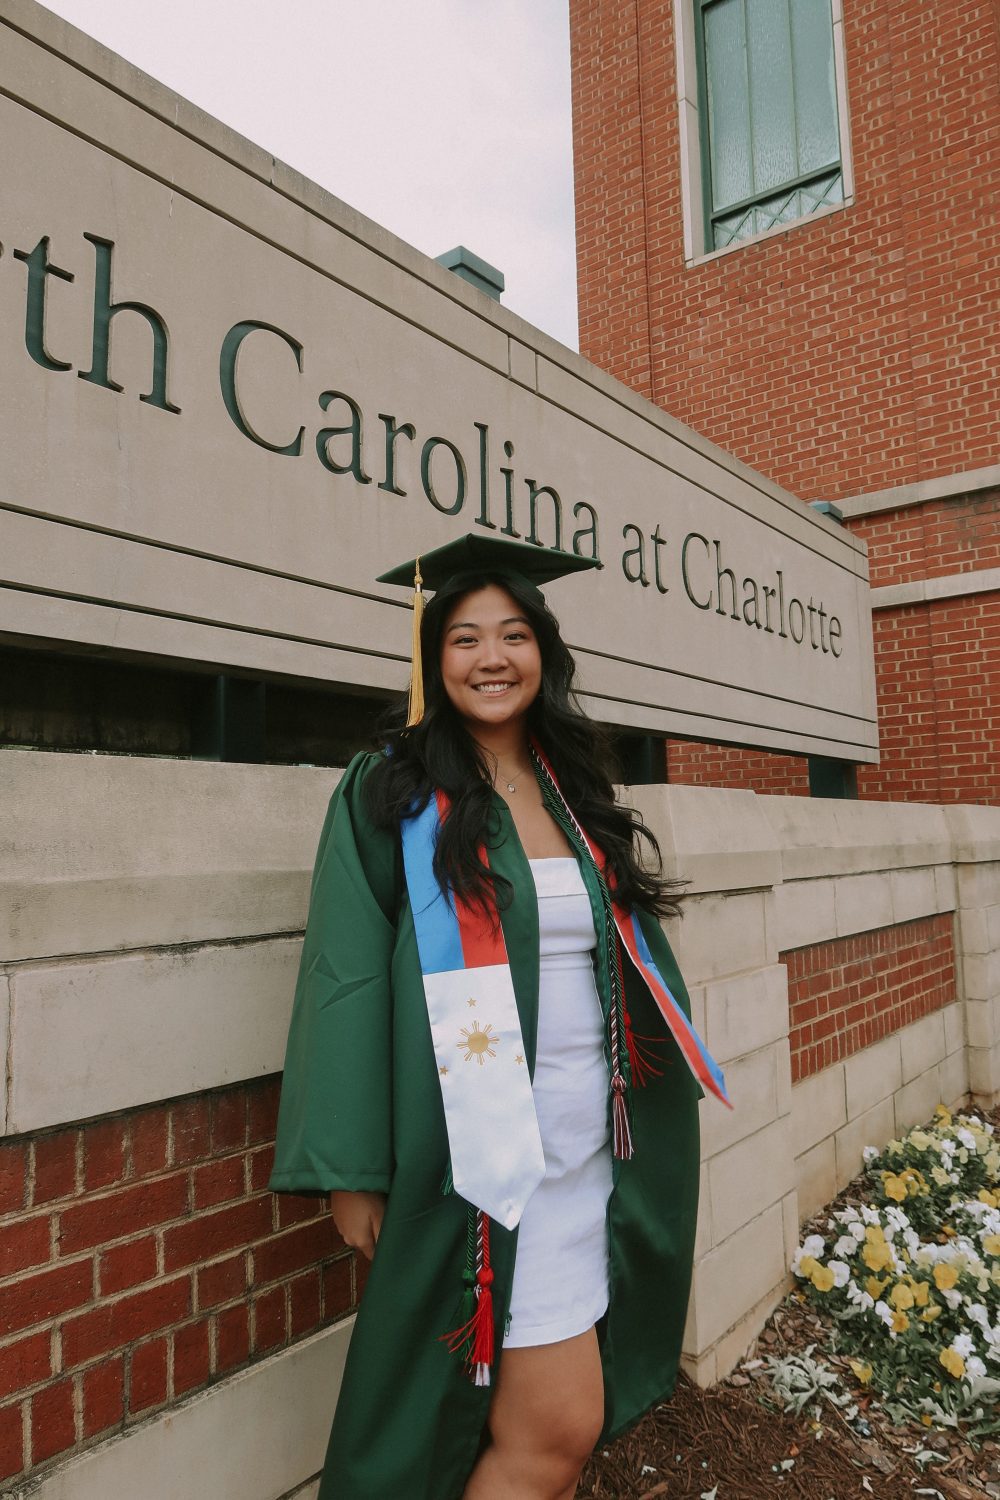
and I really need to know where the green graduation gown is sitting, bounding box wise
[270,752,701,1500]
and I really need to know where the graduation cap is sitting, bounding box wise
[377,532,599,727]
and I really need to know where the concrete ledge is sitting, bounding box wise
[872,566,1000,611]
[5,1319,353,1500]
[1,751,339,961]
[7,937,300,1135]
[836,462,1000,519]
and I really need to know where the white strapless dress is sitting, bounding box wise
[503,857,613,1348]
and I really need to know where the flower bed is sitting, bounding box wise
[791,1105,1000,1435]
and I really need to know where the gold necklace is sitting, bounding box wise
[495,763,531,794]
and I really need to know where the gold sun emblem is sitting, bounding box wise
[457,1021,499,1066]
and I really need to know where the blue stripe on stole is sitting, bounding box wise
[630,914,729,1101]
[400,797,465,975]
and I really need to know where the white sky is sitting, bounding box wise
[39,0,579,351]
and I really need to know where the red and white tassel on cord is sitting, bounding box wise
[607,1000,634,1162]
[441,1210,495,1385]
[470,1212,495,1385]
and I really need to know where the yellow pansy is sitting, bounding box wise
[799,1254,819,1278]
[889,1282,915,1310]
[921,1305,942,1322]
[866,1224,886,1244]
[931,1166,952,1187]
[978,1189,998,1209]
[921,1414,934,1427]
[939,1348,965,1379]
[865,1275,889,1299]
[891,1310,910,1334]
[933,1263,959,1290]
[810,1264,836,1293]
[912,1280,930,1307]
[983,1234,1000,1258]
[909,1130,931,1150]
[934,1106,951,1126]
[863,1240,893,1272]
[849,1359,872,1385]
[884,1175,908,1203]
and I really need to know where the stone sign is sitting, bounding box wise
[0,0,877,761]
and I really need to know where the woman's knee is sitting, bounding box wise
[491,1380,603,1472]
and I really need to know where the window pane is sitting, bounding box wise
[790,0,841,173]
[704,0,753,211]
[746,0,797,193]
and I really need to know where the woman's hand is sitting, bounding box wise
[329,1190,387,1260]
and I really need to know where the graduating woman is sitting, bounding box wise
[270,534,728,1500]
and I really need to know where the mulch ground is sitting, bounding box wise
[579,1326,1000,1498]
[579,1103,1000,1500]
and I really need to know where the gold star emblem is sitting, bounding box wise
[515,1054,524,1066]
[467,997,477,1007]
[439,1065,449,1076]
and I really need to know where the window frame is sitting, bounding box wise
[674,0,854,263]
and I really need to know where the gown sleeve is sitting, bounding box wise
[269,751,399,1195]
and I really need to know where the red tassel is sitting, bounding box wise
[611,1072,634,1160]
[624,1005,664,1088]
[441,1212,495,1385]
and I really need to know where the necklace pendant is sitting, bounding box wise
[506,781,516,793]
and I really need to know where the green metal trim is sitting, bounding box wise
[710,161,842,224]
[692,0,716,253]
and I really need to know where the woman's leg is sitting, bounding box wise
[462,1327,604,1500]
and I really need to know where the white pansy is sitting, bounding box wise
[874,1300,894,1328]
[862,1146,879,1163]
[957,1129,977,1152]
[967,1304,990,1329]
[966,1355,987,1381]
[951,1332,976,1359]
[829,1260,851,1288]
[834,1235,859,1259]
[861,1206,881,1225]
[802,1234,825,1258]
[942,1288,964,1311]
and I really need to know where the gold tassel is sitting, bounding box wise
[406,557,425,727]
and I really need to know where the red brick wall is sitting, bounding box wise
[782,915,957,1084]
[667,587,1000,804]
[571,0,1000,498]
[0,1079,357,1485]
[667,740,811,796]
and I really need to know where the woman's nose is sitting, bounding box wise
[476,638,509,670]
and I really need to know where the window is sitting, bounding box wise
[691,0,846,251]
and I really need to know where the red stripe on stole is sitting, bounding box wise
[434,791,507,970]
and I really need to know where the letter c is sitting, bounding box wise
[681,532,713,610]
[219,320,305,455]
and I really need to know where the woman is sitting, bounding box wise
[270,534,726,1500]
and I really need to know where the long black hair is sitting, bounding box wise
[365,570,685,920]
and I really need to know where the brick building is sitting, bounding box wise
[570,0,1000,802]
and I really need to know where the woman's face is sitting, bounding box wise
[439,584,543,739]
